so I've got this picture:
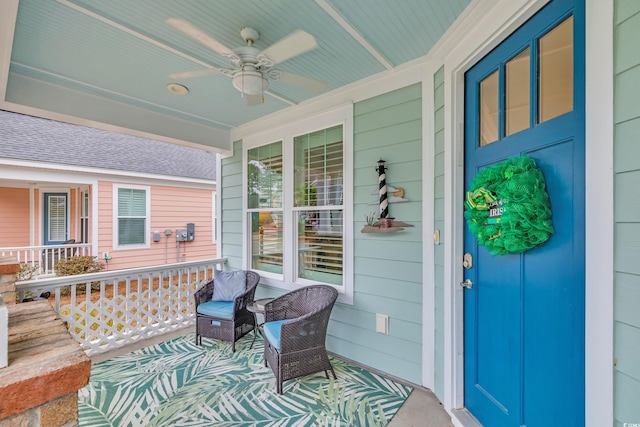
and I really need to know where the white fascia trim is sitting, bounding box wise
[12,61,232,130]
[584,0,614,425]
[437,0,552,417]
[0,100,228,155]
[421,61,436,391]
[0,164,96,186]
[0,158,215,188]
[0,0,18,101]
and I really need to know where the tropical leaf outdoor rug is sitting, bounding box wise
[78,334,412,426]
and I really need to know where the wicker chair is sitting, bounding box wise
[263,285,339,394]
[194,270,260,352]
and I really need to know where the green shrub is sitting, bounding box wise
[17,263,40,281]
[16,263,41,302]
[54,256,105,276]
[55,256,106,295]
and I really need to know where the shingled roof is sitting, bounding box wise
[0,110,217,181]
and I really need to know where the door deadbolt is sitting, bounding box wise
[463,253,473,269]
[460,279,473,289]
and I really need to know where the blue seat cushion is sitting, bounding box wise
[197,301,234,319]
[263,320,288,352]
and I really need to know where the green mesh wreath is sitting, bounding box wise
[465,156,554,255]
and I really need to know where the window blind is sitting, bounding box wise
[118,188,146,245]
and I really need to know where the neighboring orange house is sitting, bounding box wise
[0,109,218,270]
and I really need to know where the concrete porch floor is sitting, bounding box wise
[91,327,453,426]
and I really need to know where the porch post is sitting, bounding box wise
[0,256,18,370]
[0,256,18,305]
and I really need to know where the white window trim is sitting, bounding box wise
[112,183,151,250]
[242,104,354,304]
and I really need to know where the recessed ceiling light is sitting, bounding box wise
[166,83,189,95]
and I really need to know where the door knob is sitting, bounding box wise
[460,279,473,289]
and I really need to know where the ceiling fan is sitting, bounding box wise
[167,18,328,105]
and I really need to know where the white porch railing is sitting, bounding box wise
[15,258,226,355]
[1,243,92,276]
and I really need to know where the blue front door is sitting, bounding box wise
[44,192,68,245]
[463,0,584,425]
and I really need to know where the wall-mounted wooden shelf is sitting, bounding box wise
[360,220,414,234]
[361,225,404,233]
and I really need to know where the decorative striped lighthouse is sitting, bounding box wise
[376,159,389,219]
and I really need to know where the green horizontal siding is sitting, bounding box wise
[614,1,640,424]
[616,0,640,24]
[220,85,424,385]
[350,83,423,385]
[614,118,640,172]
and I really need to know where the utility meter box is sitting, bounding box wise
[187,223,195,241]
[176,229,188,242]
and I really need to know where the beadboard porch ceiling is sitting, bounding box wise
[0,0,471,152]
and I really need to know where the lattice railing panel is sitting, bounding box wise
[15,259,226,355]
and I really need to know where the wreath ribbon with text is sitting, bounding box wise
[464,156,554,255]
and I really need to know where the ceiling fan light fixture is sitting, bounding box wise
[232,70,268,96]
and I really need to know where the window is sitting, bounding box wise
[243,106,353,301]
[114,185,150,248]
[248,141,283,274]
[80,189,89,243]
[538,16,573,123]
[294,126,343,285]
[476,15,574,146]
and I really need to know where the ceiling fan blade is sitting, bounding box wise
[169,68,221,80]
[245,94,264,106]
[276,70,328,93]
[260,30,318,64]
[166,18,233,57]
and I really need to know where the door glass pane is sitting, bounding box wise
[539,16,573,123]
[506,48,530,136]
[297,209,343,285]
[479,71,499,146]
[250,211,283,274]
[48,196,66,241]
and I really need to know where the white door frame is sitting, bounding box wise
[426,0,613,425]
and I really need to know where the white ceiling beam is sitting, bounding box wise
[315,0,394,70]
[56,0,213,69]
[0,0,19,101]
